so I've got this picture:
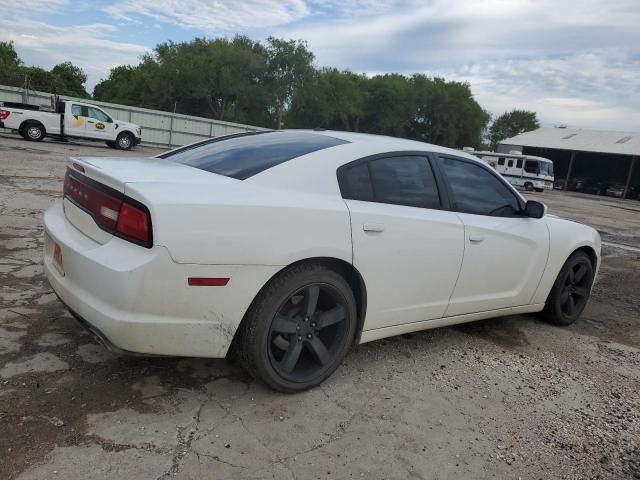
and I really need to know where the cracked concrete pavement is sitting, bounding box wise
[0,134,639,479]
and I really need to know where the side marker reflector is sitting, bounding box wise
[188,277,229,287]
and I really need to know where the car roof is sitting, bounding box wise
[246,129,486,194]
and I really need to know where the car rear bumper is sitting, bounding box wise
[43,200,278,357]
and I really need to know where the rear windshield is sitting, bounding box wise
[164,131,349,180]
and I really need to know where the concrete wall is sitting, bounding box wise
[0,84,268,147]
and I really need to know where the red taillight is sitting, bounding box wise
[63,170,152,247]
[0,109,10,121]
[116,202,149,243]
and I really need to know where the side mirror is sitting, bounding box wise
[525,200,546,219]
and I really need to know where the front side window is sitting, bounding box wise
[168,131,348,180]
[438,157,521,217]
[87,107,111,123]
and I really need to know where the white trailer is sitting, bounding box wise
[0,99,142,150]
[464,149,554,192]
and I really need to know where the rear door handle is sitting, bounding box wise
[469,235,484,243]
[363,223,384,233]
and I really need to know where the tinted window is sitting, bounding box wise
[498,157,505,165]
[168,131,348,180]
[507,159,514,168]
[438,157,520,217]
[516,159,523,168]
[524,160,538,174]
[368,156,440,209]
[340,163,374,201]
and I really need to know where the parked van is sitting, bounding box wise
[464,149,554,192]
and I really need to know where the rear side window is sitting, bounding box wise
[498,157,505,165]
[71,104,84,117]
[516,159,523,168]
[167,131,348,180]
[340,156,440,209]
[507,159,514,168]
[340,163,374,201]
[369,156,440,209]
[438,157,520,217]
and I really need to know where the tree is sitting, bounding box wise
[51,62,89,97]
[408,75,489,148]
[361,74,413,137]
[488,110,539,149]
[0,41,22,68]
[264,37,314,128]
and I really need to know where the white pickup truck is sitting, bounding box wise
[0,99,142,150]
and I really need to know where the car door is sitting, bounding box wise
[435,155,550,317]
[340,153,465,331]
[85,106,116,140]
[65,103,87,137]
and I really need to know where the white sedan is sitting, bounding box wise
[43,131,600,392]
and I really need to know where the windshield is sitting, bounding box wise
[166,131,349,180]
[538,161,553,177]
[525,159,554,177]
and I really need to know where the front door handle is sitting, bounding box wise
[469,235,484,243]
[363,223,384,233]
[87,120,95,124]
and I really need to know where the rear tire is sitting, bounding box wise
[542,251,594,326]
[233,263,357,392]
[115,132,133,150]
[22,122,45,142]
[524,182,534,191]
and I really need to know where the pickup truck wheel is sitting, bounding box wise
[23,122,45,142]
[116,132,133,150]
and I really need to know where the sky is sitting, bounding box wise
[1,0,639,131]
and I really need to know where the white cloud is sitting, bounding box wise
[103,0,310,31]
[447,53,640,130]
[0,18,148,89]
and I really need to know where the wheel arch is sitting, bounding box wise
[20,119,46,134]
[572,245,598,271]
[229,256,368,356]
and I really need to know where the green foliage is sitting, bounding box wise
[90,35,534,149]
[0,41,22,68]
[51,62,89,97]
[488,110,540,149]
[0,42,89,98]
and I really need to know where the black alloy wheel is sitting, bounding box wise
[269,284,348,382]
[543,251,594,326]
[234,263,357,392]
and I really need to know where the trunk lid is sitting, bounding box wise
[63,156,237,244]
[70,156,234,193]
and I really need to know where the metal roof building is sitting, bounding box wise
[498,128,639,200]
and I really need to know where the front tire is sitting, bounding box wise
[115,132,133,150]
[542,251,594,326]
[234,263,357,392]
[524,182,534,191]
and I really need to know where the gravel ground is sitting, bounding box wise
[0,133,639,479]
